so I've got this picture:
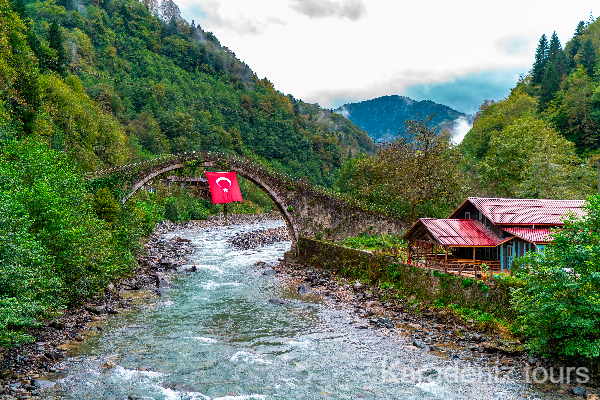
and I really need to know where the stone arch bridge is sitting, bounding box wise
[86,152,405,254]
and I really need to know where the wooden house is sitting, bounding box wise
[402,197,585,275]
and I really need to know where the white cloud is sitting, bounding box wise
[450,116,474,144]
[176,0,594,110]
[288,0,367,21]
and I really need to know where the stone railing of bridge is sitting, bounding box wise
[86,152,406,254]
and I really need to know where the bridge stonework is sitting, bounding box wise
[86,152,405,254]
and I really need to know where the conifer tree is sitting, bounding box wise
[10,0,26,19]
[47,21,68,75]
[532,34,549,84]
[547,31,567,76]
[568,21,586,69]
[578,37,597,77]
[539,63,560,110]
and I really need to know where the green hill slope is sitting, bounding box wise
[7,0,375,186]
[334,95,468,142]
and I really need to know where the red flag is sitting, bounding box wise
[205,172,243,204]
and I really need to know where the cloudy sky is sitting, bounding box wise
[176,0,595,114]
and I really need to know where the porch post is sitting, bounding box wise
[500,244,504,270]
[444,246,448,273]
[407,240,411,263]
[473,247,476,275]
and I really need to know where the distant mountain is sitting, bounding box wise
[334,95,471,142]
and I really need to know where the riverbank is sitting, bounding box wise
[263,260,597,398]
[0,213,284,398]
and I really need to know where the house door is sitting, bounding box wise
[507,245,514,269]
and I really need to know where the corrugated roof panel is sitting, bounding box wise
[450,197,585,225]
[418,218,504,247]
[502,227,556,244]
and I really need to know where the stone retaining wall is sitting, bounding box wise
[298,237,515,319]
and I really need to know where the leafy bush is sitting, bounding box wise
[512,194,600,358]
[92,187,120,223]
[0,141,140,345]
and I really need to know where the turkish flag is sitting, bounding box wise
[205,172,243,204]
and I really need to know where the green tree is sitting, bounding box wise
[539,62,560,110]
[47,21,68,76]
[92,187,120,223]
[547,31,567,77]
[547,67,598,151]
[577,37,597,77]
[478,116,594,198]
[512,195,600,358]
[567,21,586,69]
[337,116,467,222]
[461,88,537,159]
[532,34,549,84]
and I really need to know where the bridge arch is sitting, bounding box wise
[121,159,300,252]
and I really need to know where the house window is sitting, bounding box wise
[465,212,470,219]
[485,248,490,259]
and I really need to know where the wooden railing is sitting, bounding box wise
[406,253,511,279]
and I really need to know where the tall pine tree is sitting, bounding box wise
[531,34,549,84]
[539,63,560,110]
[547,31,567,77]
[578,37,597,77]
[47,21,68,76]
[568,21,586,69]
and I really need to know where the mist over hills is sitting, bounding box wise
[334,95,472,142]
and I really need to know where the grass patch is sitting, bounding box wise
[338,233,406,253]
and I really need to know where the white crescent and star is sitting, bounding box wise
[215,177,232,193]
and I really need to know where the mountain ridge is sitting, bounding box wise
[334,95,470,142]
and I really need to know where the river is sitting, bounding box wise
[39,221,565,399]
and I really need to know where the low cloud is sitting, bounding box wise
[303,67,527,114]
[185,1,286,35]
[289,0,367,21]
[450,116,474,144]
[494,34,535,57]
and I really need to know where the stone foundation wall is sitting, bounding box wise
[298,237,515,319]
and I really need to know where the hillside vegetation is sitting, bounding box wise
[334,95,468,142]
[0,0,377,345]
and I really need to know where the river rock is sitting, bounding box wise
[298,284,312,294]
[156,275,175,289]
[49,320,64,330]
[413,340,426,349]
[268,298,289,305]
[353,282,363,290]
[106,306,119,314]
[85,305,105,315]
[262,268,276,277]
[482,340,524,355]
[572,387,586,396]
[44,350,64,360]
[35,380,56,390]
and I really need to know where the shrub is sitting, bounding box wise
[0,142,138,345]
[512,194,600,358]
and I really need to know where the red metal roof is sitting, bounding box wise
[502,227,555,244]
[450,197,585,225]
[409,218,505,247]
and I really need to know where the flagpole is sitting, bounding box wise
[224,203,228,226]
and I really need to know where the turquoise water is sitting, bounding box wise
[41,222,557,399]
